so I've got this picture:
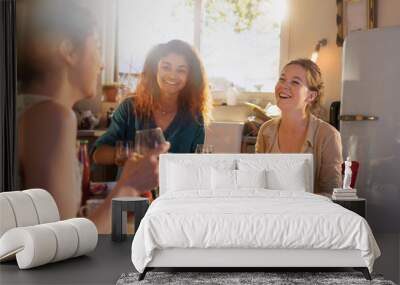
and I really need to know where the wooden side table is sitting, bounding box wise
[332,198,366,218]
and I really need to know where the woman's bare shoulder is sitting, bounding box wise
[19,100,77,146]
[20,100,77,130]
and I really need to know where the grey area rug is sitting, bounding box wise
[117,272,396,285]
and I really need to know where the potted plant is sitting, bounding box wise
[102,83,121,102]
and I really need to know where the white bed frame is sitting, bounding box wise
[139,154,370,280]
[148,248,365,267]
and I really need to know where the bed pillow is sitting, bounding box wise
[167,163,211,191]
[237,159,309,191]
[266,161,307,191]
[236,169,267,189]
[211,168,237,190]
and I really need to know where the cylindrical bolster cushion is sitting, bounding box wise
[23,189,60,223]
[0,189,59,239]
[0,218,97,269]
[64,218,98,257]
[0,192,39,227]
[0,226,57,269]
[0,196,17,237]
[42,221,79,262]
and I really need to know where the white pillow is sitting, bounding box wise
[237,159,309,191]
[211,168,237,190]
[166,159,236,192]
[266,161,307,191]
[236,169,267,189]
[167,163,211,191]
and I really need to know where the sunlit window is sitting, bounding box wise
[118,0,286,92]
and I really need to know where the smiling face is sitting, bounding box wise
[275,64,317,114]
[156,53,189,97]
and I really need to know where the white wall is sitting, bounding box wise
[286,0,400,121]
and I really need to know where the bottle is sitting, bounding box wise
[226,83,239,106]
[78,140,90,206]
[79,110,92,130]
[106,108,115,127]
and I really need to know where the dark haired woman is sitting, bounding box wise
[93,39,211,164]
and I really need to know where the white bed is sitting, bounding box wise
[131,154,380,280]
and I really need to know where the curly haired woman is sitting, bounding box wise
[93,39,211,164]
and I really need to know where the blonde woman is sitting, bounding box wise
[256,59,342,193]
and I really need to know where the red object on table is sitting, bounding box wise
[141,191,153,202]
[341,160,359,188]
[78,140,91,205]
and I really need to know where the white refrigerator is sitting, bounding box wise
[340,27,400,234]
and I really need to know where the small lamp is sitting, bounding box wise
[311,38,328,62]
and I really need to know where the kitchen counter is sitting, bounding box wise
[0,235,134,285]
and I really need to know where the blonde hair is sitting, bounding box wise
[285,58,325,118]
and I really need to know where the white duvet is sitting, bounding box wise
[131,190,380,273]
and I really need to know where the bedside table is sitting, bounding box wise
[111,197,149,242]
[332,198,366,218]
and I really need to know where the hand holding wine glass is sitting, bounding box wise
[134,127,166,155]
[117,141,170,195]
[132,127,167,199]
[115,141,133,166]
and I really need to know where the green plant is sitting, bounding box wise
[185,0,270,32]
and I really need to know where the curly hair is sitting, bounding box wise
[134,39,211,124]
[285,58,325,118]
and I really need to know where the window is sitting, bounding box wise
[118,0,287,92]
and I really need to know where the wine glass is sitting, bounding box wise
[134,127,166,155]
[195,144,204,154]
[115,141,133,166]
[195,144,214,154]
[134,128,166,200]
[205,145,214,154]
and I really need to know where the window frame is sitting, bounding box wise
[118,0,290,95]
[194,0,289,94]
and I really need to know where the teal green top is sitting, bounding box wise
[94,97,205,153]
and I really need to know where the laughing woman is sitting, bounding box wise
[93,40,211,164]
[256,59,342,193]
